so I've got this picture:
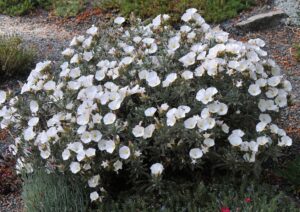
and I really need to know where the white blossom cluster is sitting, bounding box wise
[0,8,293,202]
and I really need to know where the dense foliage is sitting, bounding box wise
[0,0,255,23]
[22,170,298,211]
[0,35,35,80]
[0,0,85,17]
[22,169,88,212]
[100,0,255,23]
[0,9,293,205]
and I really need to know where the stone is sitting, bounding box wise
[275,0,300,26]
[236,10,287,31]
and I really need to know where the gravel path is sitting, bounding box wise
[0,15,74,62]
[0,8,107,62]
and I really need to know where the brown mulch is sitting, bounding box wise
[0,192,23,212]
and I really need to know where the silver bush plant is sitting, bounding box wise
[0,8,293,202]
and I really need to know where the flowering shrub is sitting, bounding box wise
[0,8,293,202]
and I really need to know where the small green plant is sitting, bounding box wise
[99,0,255,23]
[0,0,34,16]
[0,0,85,17]
[294,43,300,61]
[278,156,300,193]
[22,170,89,212]
[0,35,35,80]
[53,0,86,17]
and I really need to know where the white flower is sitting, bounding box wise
[162,73,177,87]
[24,127,36,141]
[113,160,123,172]
[86,25,98,36]
[278,136,292,146]
[215,31,229,43]
[282,80,292,92]
[257,136,269,146]
[228,132,243,146]
[160,103,169,111]
[256,122,267,132]
[143,124,155,139]
[222,124,229,133]
[91,130,102,142]
[120,56,133,66]
[181,70,193,80]
[146,71,161,87]
[70,162,81,174]
[218,103,228,115]
[184,116,199,129]
[76,150,86,162]
[168,36,180,51]
[143,37,155,45]
[86,148,96,157]
[179,52,196,67]
[248,84,261,96]
[150,163,164,176]
[62,149,71,160]
[119,146,131,159]
[30,100,39,113]
[152,15,162,29]
[204,138,215,147]
[268,76,281,87]
[259,114,271,123]
[70,54,80,64]
[62,48,74,57]
[114,17,125,25]
[248,38,265,47]
[81,131,92,144]
[88,175,100,188]
[270,124,279,134]
[43,80,56,91]
[90,191,99,202]
[77,113,90,126]
[82,36,93,49]
[181,8,197,22]
[40,150,51,159]
[196,87,218,104]
[103,113,116,125]
[28,117,39,127]
[144,107,157,117]
[189,148,203,159]
[0,90,6,104]
[275,95,287,107]
[98,139,115,153]
[132,125,144,137]
[83,51,94,62]
[266,88,278,98]
[68,142,84,153]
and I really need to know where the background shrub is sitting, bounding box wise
[0,0,34,16]
[0,0,85,17]
[53,0,86,17]
[1,8,293,208]
[22,170,89,212]
[0,35,36,80]
[99,0,255,23]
